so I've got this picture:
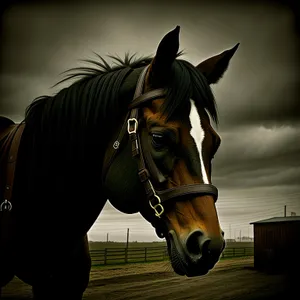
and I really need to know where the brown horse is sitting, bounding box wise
[0,26,238,299]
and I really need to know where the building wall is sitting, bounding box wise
[254,222,300,272]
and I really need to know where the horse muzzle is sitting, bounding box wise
[167,229,225,277]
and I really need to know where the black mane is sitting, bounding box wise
[25,53,152,133]
[25,51,218,134]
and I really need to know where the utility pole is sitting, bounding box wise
[106,233,109,242]
[240,230,242,242]
[229,224,231,240]
[284,205,286,217]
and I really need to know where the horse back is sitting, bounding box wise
[0,116,15,143]
[0,116,15,132]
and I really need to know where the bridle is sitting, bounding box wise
[102,65,218,230]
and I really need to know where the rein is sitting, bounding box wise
[102,66,218,222]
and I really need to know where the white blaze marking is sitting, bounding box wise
[189,100,209,184]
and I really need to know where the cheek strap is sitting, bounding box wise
[140,128,167,184]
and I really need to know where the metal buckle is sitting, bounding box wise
[127,118,138,134]
[149,195,164,218]
[148,180,164,218]
[0,199,12,212]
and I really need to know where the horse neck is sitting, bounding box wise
[16,119,109,224]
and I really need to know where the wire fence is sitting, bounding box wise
[90,246,254,266]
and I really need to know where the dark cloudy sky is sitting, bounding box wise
[1,0,299,242]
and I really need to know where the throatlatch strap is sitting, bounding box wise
[101,110,130,183]
[102,66,150,183]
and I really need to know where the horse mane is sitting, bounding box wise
[24,53,152,133]
[25,51,218,134]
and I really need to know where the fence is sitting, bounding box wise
[90,246,254,266]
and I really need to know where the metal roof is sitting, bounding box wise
[250,216,300,224]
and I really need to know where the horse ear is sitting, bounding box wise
[148,26,180,86]
[196,43,240,84]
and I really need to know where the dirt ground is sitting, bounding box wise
[1,257,299,300]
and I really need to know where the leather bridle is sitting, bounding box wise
[102,65,218,224]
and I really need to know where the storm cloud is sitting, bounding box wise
[1,0,299,241]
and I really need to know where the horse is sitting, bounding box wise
[0,26,239,299]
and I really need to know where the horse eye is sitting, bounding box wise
[151,133,165,149]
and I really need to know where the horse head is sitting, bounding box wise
[104,26,239,276]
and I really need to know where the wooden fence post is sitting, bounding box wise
[144,247,147,262]
[104,248,107,265]
[162,248,167,260]
[125,248,128,263]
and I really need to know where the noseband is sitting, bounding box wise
[102,66,218,221]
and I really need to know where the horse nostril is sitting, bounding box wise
[184,230,224,263]
[221,230,225,237]
[203,238,224,259]
[201,239,212,256]
[185,230,205,256]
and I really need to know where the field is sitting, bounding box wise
[2,256,297,300]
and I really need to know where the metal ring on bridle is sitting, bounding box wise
[0,199,12,212]
[113,140,120,149]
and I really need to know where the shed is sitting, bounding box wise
[250,216,300,273]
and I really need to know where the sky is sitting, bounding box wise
[1,0,299,242]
